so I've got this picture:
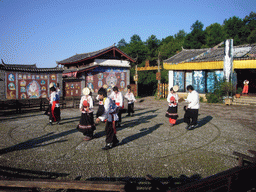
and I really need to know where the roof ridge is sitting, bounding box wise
[78,44,116,55]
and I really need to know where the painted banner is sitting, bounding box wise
[86,67,128,93]
[6,72,58,99]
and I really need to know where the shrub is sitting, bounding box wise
[206,93,221,103]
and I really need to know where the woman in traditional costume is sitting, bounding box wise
[49,86,61,125]
[166,85,179,127]
[109,86,123,127]
[242,79,249,94]
[77,88,95,141]
[124,85,136,116]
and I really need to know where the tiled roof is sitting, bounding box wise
[0,63,63,72]
[57,44,135,64]
[164,44,256,64]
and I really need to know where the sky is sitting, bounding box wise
[0,0,255,68]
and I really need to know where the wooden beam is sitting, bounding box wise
[137,66,162,71]
[0,179,126,192]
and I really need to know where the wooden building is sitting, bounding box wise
[164,43,256,94]
[0,62,63,100]
[57,45,135,97]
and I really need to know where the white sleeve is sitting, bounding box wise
[50,93,54,104]
[131,93,136,102]
[109,92,114,99]
[175,94,179,103]
[188,92,199,108]
[79,96,84,109]
[119,93,123,107]
[89,96,93,109]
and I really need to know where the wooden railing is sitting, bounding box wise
[0,150,255,191]
[0,179,126,192]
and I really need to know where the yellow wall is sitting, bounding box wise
[163,60,256,70]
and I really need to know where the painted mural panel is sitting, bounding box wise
[64,82,81,97]
[6,72,58,99]
[6,73,16,99]
[185,72,193,88]
[206,70,224,93]
[86,67,128,93]
[173,71,184,92]
[192,71,206,93]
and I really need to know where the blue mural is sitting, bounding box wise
[173,71,184,92]
[193,71,206,93]
[173,70,237,93]
[185,72,192,88]
[206,71,224,93]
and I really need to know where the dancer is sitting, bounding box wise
[184,85,200,130]
[124,85,136,116]
[242,79,249,94]
[165,86,179,127]
[77,87,95,141]
[95,87,119,150]
[49,86,61,125]
[109,86,123,127]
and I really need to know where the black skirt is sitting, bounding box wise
[165,106,178,119]
[77,112,95,135]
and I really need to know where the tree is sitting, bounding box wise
[223,16,245,45]
[183,20,206,49]
[248,29,256,44]
[117,38,127,48]
[205,23,225,48]
[145,35,160,64]
[244,12,256,44]
[127,34,148,66]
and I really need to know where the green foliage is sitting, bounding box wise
[206,80,236,103]
[184,20,206,49]
[205,23,225,48]
[116,11,255,96]
[206,93,220,103]
[236,87,243,94]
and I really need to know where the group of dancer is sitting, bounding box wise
[47,83,199,150]
[77,85,136,150]
[166,85,200,130]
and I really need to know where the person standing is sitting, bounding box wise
[77,87,95,141]
[124,85,136,116]
[184,85,199,130]
[165,86,179,127]
[242,79,249,94]
[56,83,61,97]
[49,86,61,125]
[109,86,123,127]
[95,88,119,150]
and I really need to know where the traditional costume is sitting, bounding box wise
[49,88,60,124]
[165,86,179,126]
[77,88,95,141]
[124,91,136,116]
[109,88,123,126]
[97,88,119,150]
[242,80,249,94]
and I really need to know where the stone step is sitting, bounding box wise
[232,96,256,105]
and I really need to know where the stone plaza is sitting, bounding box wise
[0,97,255,181]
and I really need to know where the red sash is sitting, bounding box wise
[51,101,59,122]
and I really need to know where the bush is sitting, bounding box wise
[206,93,221,103]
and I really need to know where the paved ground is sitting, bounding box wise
[0,96,256,182]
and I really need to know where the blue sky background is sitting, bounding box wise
[0,0,255,68]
